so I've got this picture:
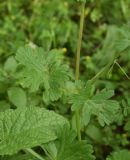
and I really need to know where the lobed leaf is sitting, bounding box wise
[15,46,70,103]
[70,81,120,126]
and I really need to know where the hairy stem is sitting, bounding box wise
[75,1,86,141]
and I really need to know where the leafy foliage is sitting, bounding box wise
[43,126,95,160]
[115,25,130,53]
[8,87,27,108]
[70,81,120,126]
[106,150,130,160]
[0,0,130,160]
[16,46,70,103]
[124,119,130,132]
[0,106,68,155]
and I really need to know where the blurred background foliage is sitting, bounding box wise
[0,0,130,159]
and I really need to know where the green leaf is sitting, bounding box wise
[85,124,103,143]
[0,106,68,155]
[94,26,119,67]
[8,87,27,108]
[106,150,130,160]
[116,25,130,53]
[70,82,120,126]
[42,64,69,104]
[4,56,17,73]
[89,89,120,126]
[90,8,102,23]
[0,101,10,112]
[16,47,69,103]
[1,153,36,160]
[124,119,130,132]
[70,81,94,111]
[43,126,95,160]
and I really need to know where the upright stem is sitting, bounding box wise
[76,2,86,80]
[75,1,86,141]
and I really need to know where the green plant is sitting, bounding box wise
[0,0,130,160]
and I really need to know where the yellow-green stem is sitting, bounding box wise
[75,1,86,141]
